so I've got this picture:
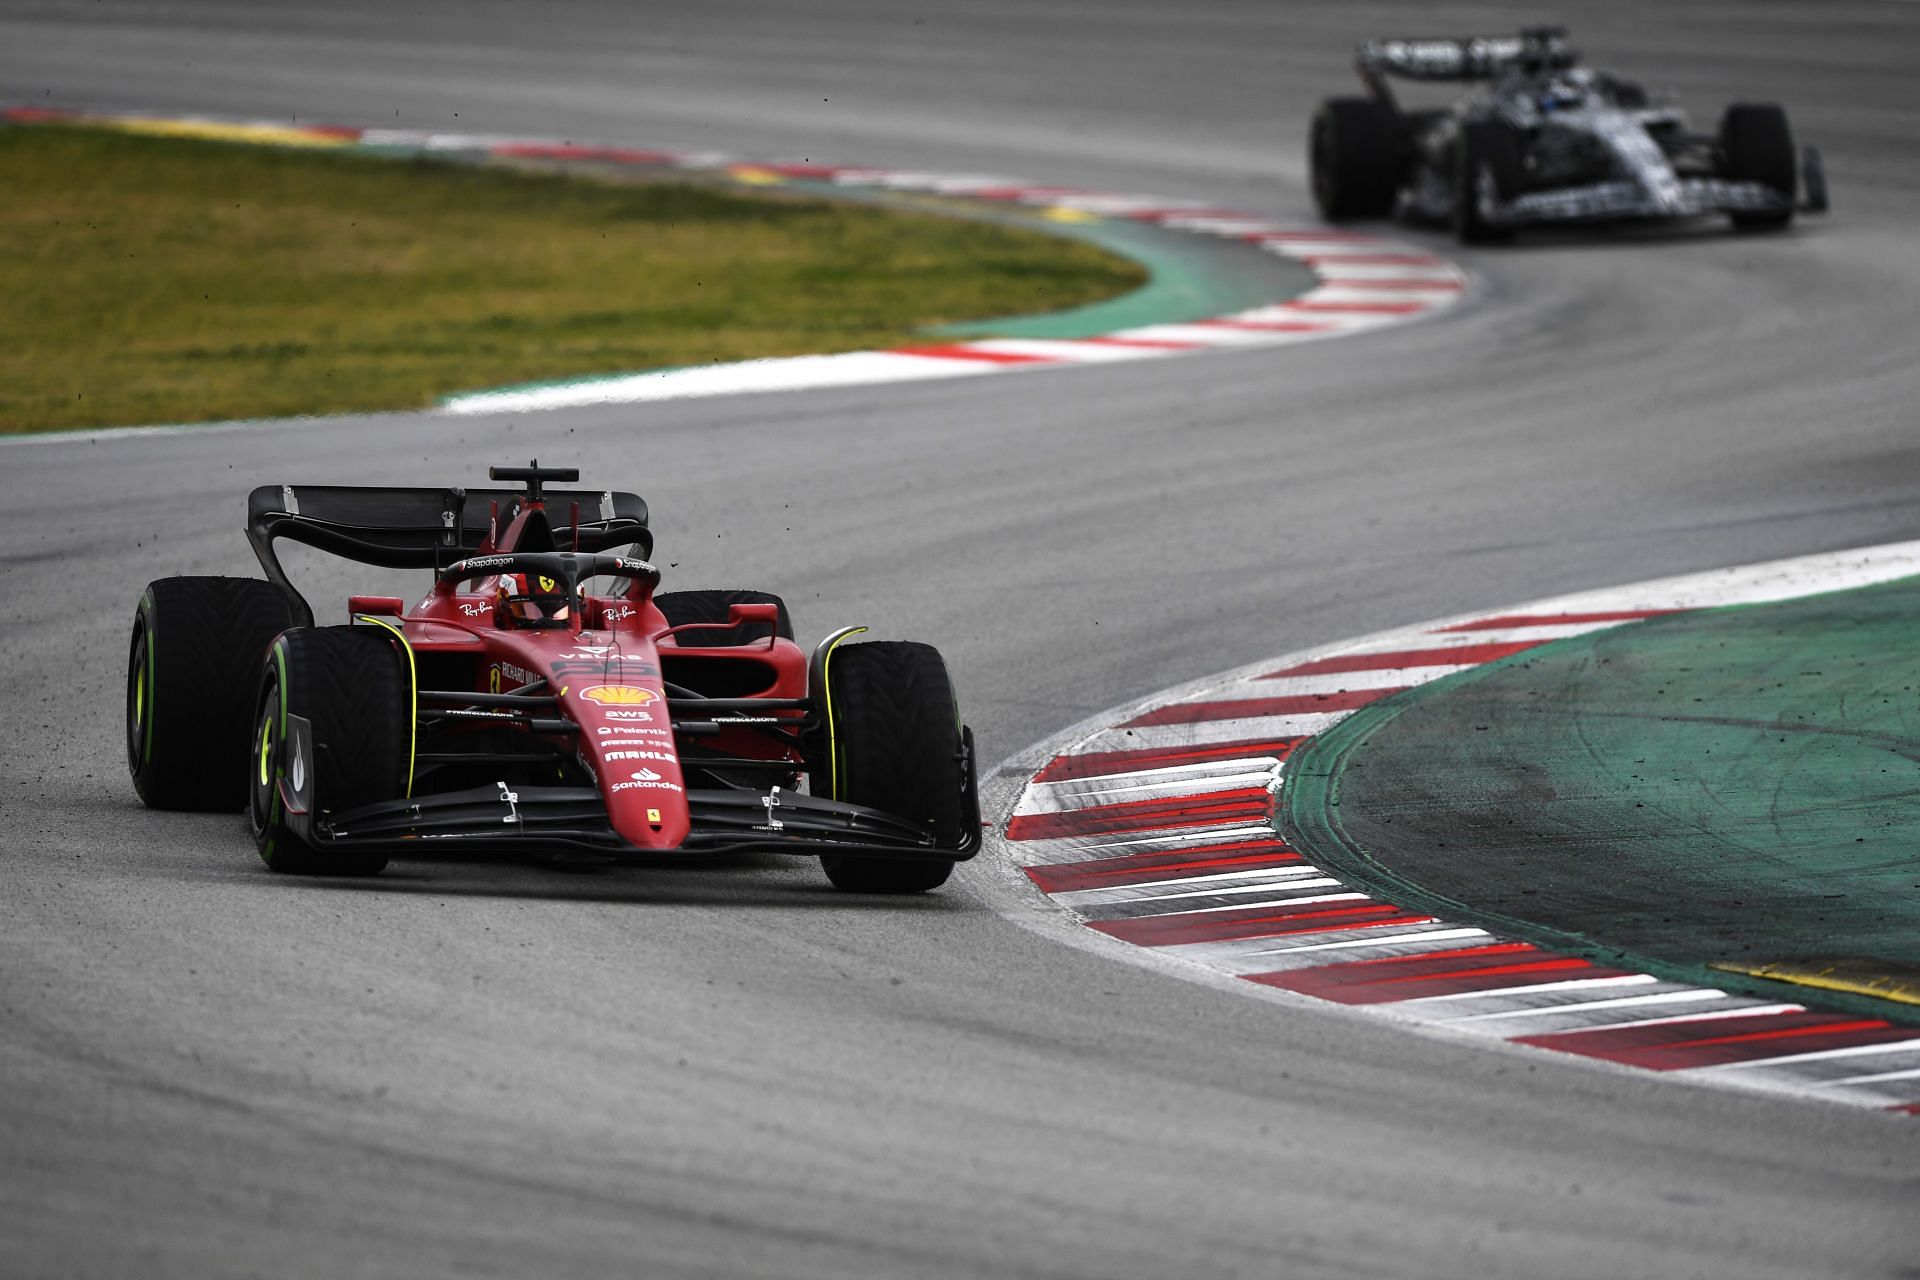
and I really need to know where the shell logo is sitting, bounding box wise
[581,685,656,706]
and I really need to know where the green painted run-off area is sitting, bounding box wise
[1283,575,1920,1021]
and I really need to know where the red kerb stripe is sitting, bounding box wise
[1032,738,1301,783]
[1434,610,1673,632]
[1003,788,1269,842]
[1281,299,1429,315]
[1077,336,1205,350]
[967,185,1085,202]
[758,162,851,179]
[1125,207,1246,222]
[1094,901,1430,947]
[1515,1011,1914,1071]
[1242,230,1382,243]
[1298,253,1445,266]
[1253,952,1619,1005]
[1025,846,1303,894]
[493,142,679,165]
[1194,318,1333,333]
[1261,641,1538,678]
[1124,686,1399,727]
[889,344,1056,365]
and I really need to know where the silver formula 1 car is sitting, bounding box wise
[1310,26,1828,242]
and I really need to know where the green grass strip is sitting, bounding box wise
[0,125,1145,432]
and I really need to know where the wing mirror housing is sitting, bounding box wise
[348,594,406,618]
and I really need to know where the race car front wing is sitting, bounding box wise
[1495,175,1793,225]
[276,745,984,864]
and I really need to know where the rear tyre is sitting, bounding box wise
[1721,103,1796,230]
[654,589,794,645]
[1310,97,1405,221]
[1453,121,1521,244]
[247,627,407,876]
[806,641,966,894]
[127,577,297,811]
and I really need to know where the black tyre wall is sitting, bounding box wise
[127,576,297,811]
[1453,121,1522,244]
[1310,97,1406,221]
[655,589,794,645]
[807,641,965,893]
[248,626,407,876]
[1721,103,1796,229]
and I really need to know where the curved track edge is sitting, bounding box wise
[980,542,1920,1116]
[0,104,1467,428]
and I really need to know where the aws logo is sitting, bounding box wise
[581,685,657,706]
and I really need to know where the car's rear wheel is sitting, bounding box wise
[1453,120,1522,244]
[127,576,298,811]
[654,589,793,645]
[806,641,966,894]
[248,626,408,876]
[1310,97,1405,221]
[1721,103,1796,230]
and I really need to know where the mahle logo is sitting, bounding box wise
[581,685,656,706]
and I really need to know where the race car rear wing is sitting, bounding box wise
[247,483,651,625]
[1356,27,1574,101]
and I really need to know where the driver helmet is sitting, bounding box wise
[495,572,571,628]
[1538,69,1590,112]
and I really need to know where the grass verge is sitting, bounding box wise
[0,125,1146,432]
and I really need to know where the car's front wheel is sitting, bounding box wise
[1452,120,1521,244]
[1721,103,1797,230]
[1310,97,1406,221]
[248,626,409,876]
[806,641,969,894]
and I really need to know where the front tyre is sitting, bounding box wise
[1721,103,1797,230]
[127,577,298,811]
[248,627,408,876]
[1310,97,1405,221]
[1452,121,1521,244]
[807,641,968,894]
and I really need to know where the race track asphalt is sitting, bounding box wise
[3,3,1918,1276]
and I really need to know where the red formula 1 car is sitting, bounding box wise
[126,462,980,892]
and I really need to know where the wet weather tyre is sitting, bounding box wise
[247,627,407,876]
[807,641,966,893]
[127,576,298,811]
[1310,97,1404,221]
[1721,103,1796,230]
[654,589,794,645]
[1453,120,1522,244]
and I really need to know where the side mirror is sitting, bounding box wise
[727,603,781,630]
[348,594,405,618]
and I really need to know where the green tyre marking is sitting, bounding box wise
[140,590,156,763]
